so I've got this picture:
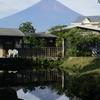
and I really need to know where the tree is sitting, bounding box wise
[19,22,36,33]
[48,25,68,47]
[65,28,85,56]
[23,35,47,48]
[23,35,37,48]
[39,38,46,47]
[65,28,100,57]
[48,25,67,35]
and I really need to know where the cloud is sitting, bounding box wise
[0,0,40,19]
[17,89,40,100]
[57,0,100,16]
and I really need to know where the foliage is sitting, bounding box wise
[22,81,64,96]
[84,33,100,46]
[49,25,100,56]
[48,25,68,47]
[0,57,62,71]
[65,28,100,57]
[56,32,65,47]
[33,57,61,70]
[65,28,85,56]
[19,22,36,33]
[23,35,38,48]
[48,25,67,35]
[39,38,46,47]
[23,35,47,48]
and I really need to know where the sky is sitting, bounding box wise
[17,89,70,100]
[0,0,100,19]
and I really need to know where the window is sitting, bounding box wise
[15,39,22,48]
[50,39,53,42]
[6,42,12,44]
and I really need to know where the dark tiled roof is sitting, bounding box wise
[0,28,24,36]
[25,32,57,38]
[73,15,100,23]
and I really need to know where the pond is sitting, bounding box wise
[17,85,70,100]
[0,70,81,100]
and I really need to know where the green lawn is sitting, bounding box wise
[60,57,100,100]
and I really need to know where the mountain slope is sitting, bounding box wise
[30,86,62,100]
[0,0,82,32]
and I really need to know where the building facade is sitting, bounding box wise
[0,28,24,57]
[71,15,100,28]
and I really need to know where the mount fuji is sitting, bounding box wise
[0,0,82,32]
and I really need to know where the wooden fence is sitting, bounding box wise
[17,47,62,58]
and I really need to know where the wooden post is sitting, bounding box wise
[21,71,24,84]
[62,71,64,89]
[62,38,65,58]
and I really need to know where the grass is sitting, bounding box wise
[59,57,100,100]
[60,57,100,75]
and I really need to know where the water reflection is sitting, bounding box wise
[17,85,69,100]
[0,70,81,100]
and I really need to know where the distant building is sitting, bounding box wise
[57,25,100,55]
[71,15,100,28]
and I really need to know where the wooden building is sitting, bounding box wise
[0,28,24,57]
[24,32,57,47]
[0,28,60,58]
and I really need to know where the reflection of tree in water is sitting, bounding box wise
[22,82,64,100]
[30,86,62,100]
[22,80,81,100]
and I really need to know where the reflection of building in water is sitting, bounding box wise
[16,70,62,83]
[1,70,62,85]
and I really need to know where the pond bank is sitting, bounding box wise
[60,57,100,100]
[0,57,61,70]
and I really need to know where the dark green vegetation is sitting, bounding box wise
[19,24,100,99]
[0,58,61,71]
[19,22,36,33]
[22,81,65,95]
[23,35,46,48]
[49,26,100,57]
[60,57,100,100]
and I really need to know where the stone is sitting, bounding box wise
[0,87,23,100]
